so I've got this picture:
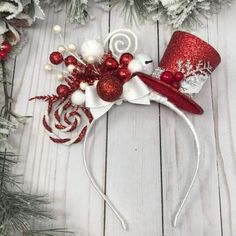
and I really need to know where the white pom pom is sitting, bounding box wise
[67,64,75,73]
[44,64,53,71]
[53,25,62,34]
[68,43,76,52]
[128,59,143,74]
[80,82,88,90]
[71,90,85,105]
[80,40,104,64]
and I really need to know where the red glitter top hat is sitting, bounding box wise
[136,31,221,114]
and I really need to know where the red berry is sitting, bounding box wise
[117,68,131,83]
[0,50,8,60]
[50,51,63,65]
[1,42,11,53]
[171,81,181,90]
[64,55,78,66]
[160,71,174,84]
[119,53,134,66]
[174,72,184,82]
[97,75,123,102]
[104,57,118,71]
[56,84,70,97]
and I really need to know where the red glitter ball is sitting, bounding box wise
[64,55,78,66]
[50,51,63,65]
[97,75,123,102]
[117,68,131,83]
[159,31,221,74]
[104,57,118,71]
[119,53,134,66]
[56,84,70,97]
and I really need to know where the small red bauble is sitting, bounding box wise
[102,51,113,61]
[1,42,11,53]
[119,53,134,66]
[56,84,70,97]
[160,71,174,84]
[0,50,8,60]
[174,72,184,82]
[117,68,131,83]
[171,81,181,90]
[64,55,78,66]
[97,75,123,102]
[104,57,118,71]
[50,51,63,65]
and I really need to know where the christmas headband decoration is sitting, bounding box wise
[30,26,221,230]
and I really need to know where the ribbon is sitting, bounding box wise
[85,76,151,119]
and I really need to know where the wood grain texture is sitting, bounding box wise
[159,26,222,236]
[9,1,236,235]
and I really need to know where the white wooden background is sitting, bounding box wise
[9,2,236,236]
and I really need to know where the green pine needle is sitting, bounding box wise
[0,60,73,235]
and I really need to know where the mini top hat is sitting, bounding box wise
[136,31,221,114]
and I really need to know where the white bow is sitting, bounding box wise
[85,76,150,119]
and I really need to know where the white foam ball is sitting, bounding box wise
[80,40,104,64]
[58,45,65,53]
[67,43,76,52]
[71,90,85,105]
[44,64,52,71]
[67,64,76,73]
[128,59,143,74]
[57,73,64,81]
[53,25,62,34]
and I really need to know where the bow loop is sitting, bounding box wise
[85,76,150,119]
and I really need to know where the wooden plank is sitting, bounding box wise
[63,4,109,235]
[9,3,235,236]
[11,4,109,235]
[158,26,222,235]
[104,6,163,236]
[209,4,236,236]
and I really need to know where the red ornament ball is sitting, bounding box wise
[171,81,181,90]
[104,57,118,71]
[64,55,78,66]
[103,51,113,61]
[160,71,174,84]
[0,50,7,60]
[174,72,184,82]
[50,51,63,65]
[56,84,70,97]
[97,75,123,102]
[1,42,11,53]
[117,68,131,83]
[119,53,134,66]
